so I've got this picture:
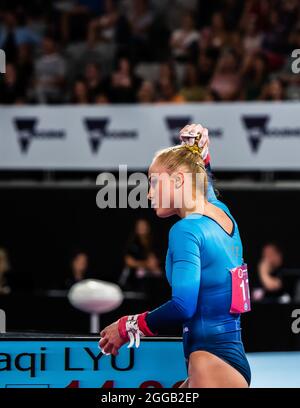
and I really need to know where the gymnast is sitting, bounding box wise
[99,123,251,388]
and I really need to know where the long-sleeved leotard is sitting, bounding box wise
[145,166,251,385]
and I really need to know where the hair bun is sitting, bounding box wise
[184,144,201,155]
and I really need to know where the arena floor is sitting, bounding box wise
[248,352,300,387]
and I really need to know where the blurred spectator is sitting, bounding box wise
[119,218,162,292]
[220,0,244,30]
[16,44,34,92]
[59,0,103,44]
[170,13,199,62]
[136,80,156,103]
[87,0,130,47]
[203,89,221,102]
[228,31,244,59]
[201,12,228,52]
[0,248,11,295]
[0,63,25,104]
[197,51,215,86]
[158,77,185,103]
[260,77,285,101]
[242,16,262,54]
[253,243,291,303]
[65,251,89,289]
[127,0,154,61]
[158,61,177,85]
[210,50,242,101]
[71,80,90,104]
[95,93,110,104]
[26,9,48,39]
[261,10,286,55]
[0,10,41,63]
[180,63,205,101]
[156,61,185,103]
[82,62,109,102]
[108,56,141,102]
[241,52,268,100]
[239,0,271,33]
[280,0,299,32]
[33,36,66,103]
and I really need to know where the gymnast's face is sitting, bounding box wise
[148,160,184,218]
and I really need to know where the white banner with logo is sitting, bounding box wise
[0,102,300,170]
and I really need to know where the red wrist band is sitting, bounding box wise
[118,311,157,347]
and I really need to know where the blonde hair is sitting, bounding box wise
[153,139,208,197]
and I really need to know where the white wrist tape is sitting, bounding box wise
[126,314,145,348]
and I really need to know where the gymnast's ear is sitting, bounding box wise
[174,172,184,189]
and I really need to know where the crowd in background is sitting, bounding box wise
[1,0,300,104]
[0,218,164,296]
[2,230,300,304]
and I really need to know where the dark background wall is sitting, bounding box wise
[0,187,299,290]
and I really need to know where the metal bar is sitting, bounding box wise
[90,313,100,334]
[0,310,6,333]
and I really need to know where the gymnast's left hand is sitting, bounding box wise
[179,123,211,165]
[99,321,127,356]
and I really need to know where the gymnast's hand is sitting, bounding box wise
[179,123,210,165]
[99,312,156,355]
[99,321,127,356]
